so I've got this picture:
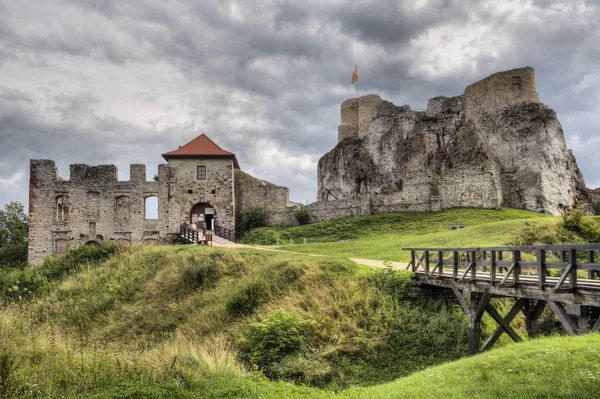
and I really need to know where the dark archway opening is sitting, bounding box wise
[190,202,215,230]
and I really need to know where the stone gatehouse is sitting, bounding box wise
[28,134,293,264]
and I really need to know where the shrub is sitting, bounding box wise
[226,279,270,317]
[238,312,316,374]
[0,243,117,302]
[294,208,310,225]
[562,207,585,231]
[238,208,267,235]
[368,267,420,300]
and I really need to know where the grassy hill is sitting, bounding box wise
[3,207,600,398]
[243,207,600,262]
[243,207,553,260]
[1,244,471,397]
[2,244,600,398]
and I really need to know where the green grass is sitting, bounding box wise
[2,243,600,397]
[242,207,553,261]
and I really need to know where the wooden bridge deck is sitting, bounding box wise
[403,244,600,354]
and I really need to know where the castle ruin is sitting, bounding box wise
[28,135,293,264]
[315,67,595,217]
[28,67,600,263]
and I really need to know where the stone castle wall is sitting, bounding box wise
[28,155,291,263]
[234,170,295,227]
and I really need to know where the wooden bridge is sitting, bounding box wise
[404,244,600,354]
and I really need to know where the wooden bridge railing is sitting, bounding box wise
[214,223,236,243]
[403,244,600,354]
[180,225,199,243]
[404,244,600,292]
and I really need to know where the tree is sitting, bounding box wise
[0,201,29,267]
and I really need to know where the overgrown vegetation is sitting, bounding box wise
[237,207,267,237]
[509,207,600,246]
[294,207,310,225]
[2,206,600,397]
[0,202,28,269]
[0,244,474,396]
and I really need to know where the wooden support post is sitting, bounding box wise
[490,251,496,285]
[513,250,521,286]
[569,248,578,291]
[438,250,444,278]
[498,251,503,272]
[544,296,578,336]
[578,305,590,333]
[409,250,416,272]
[470,250,477,282]
[453,251,459,280]
[591,309,600,332]
[467,290,491,355]
[424,251,430,275]
[537,249,546,290]
[524,299,545,339]
[480,298,526,352]
[588,250,596,280]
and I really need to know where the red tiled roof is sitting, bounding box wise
[162,134,239,168]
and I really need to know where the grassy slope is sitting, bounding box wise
[245,207,553,261]
[3,243,600,398]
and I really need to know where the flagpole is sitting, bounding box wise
[356,64,359,100]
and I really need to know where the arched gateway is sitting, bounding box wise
[190,202,215,230]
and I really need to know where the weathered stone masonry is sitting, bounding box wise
[312,67,599,222]
[28,135,294,264]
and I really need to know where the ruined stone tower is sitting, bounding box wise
[318,67,592,216]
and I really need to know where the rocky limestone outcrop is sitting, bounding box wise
[318,67,593,215]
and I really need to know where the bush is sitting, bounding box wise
[0,243,27,269]
[0,243,117,302]
[294,208,310,225]
[239,312,316,374]
[368,266,420,300]
[238,208,267,235]
[226,279,271,317]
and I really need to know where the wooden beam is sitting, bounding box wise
[480,298,525,352]
[458,262,475,282]
[486,303,523,343]
[428,260,441,278]
[544,296,578,336]
[537,249,546,290]
[468,292,486,355]
[499,263,516,285]
[474,289,491,322]
[554,264,573,291]
[452,251,459,280]
[452,287,469,314]
[591,313,600,332]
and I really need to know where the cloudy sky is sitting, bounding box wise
[0,0,599,211]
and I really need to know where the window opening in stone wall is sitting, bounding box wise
[56,195,68,221]
[197,166,206,180]
[512,76,522,91]
[55,238,68,255]
[145,196,159,220]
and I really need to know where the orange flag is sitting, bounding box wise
[351,66,358,84]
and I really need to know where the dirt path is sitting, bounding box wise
[348,258,408,270]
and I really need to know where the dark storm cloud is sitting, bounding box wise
[0,0,599,210]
